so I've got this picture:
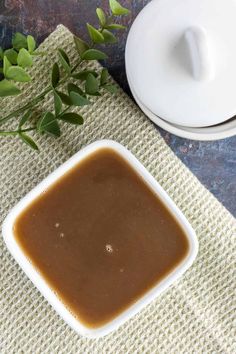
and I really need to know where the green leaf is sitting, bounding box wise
[4,49,18,64]
[58,48,71,74]
[27,35,36,53]
[103,84,118,94]
[19,132,39,151]
[105,23,126,30]
[37,112,61,137]
[102,29,117,43]
[85,73,99,95]
[109,0,130,15]
[56,90,72,105]
[3,56,11,76]
[67,83,86,97]
[12,32,28,50]
[0,47,3,60]
[58,48,70,65]
[69,91,90,106]
[53,90,62,116]
[19,110,31,128]
[73,36,89,57]
[17,48,33,68]
[82,49,108,60]
[100,68,109,85]
[96,8,106,27]
[0,79,21,97]
[87,23,104,43]
[59,112,84,125]
[6,66,31,82]
[72,70,98,81]
[51,63,60,88]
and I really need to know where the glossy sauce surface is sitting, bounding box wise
[14,148,189,328]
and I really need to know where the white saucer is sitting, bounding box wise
[129,78,236,141]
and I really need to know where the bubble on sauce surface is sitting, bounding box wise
[55,222,60,228]
[59,233,65,238]
[105,244,113,253]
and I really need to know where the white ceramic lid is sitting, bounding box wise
[126,0,236,128]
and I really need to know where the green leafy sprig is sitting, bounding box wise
[0,0,130,150]
[0,33,44,97]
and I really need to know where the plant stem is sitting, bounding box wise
[0,87,51,126]
[58,106,70,117]
[71,60,82,74]
[0,126,36,136]
[0,59,82,127]
[0,17,108,128]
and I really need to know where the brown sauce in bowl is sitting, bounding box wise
[14,148,189,328]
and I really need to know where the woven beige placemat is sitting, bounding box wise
[0,25,235,354]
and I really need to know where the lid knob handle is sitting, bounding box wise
[184,26,214,82]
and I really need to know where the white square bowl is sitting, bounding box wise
[2,140,198,338]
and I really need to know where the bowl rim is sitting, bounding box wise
[2,140,198,338]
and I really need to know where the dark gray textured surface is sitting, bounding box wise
[0,0,235,216]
